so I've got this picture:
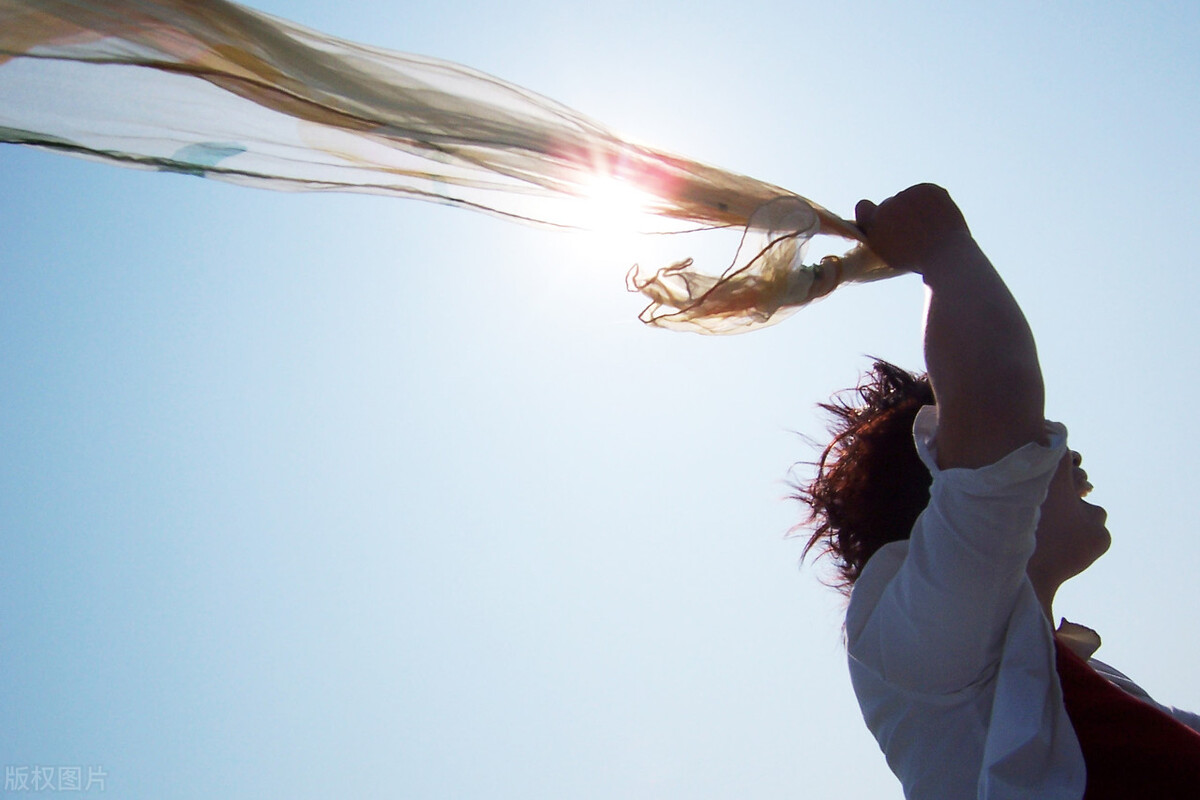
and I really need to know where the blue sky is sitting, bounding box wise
[2,1,1199,797]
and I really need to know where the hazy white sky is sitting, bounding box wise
[3,1,1199,797]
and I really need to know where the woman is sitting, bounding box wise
[799,184,1200,799]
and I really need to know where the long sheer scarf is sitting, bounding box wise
[0,0,898,333]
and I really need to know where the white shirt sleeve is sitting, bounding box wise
[847,405,1069,695]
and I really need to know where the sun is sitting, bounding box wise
[576,173,660,234]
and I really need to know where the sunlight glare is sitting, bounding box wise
[567,173,664,264]
[577,173,660,234]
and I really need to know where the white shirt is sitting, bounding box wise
[845,406,1085,800]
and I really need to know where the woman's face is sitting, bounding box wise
[1028,450,1111,587]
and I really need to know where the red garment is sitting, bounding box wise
[1055,638,1200,799]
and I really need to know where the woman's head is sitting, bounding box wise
[797,361,933,593]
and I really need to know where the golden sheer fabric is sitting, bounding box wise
[0,0,898,333]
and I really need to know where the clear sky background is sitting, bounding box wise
[2,1,1198,797]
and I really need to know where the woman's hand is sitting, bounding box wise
[854,184,974,279]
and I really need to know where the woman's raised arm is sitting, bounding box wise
[855,184,1045,469]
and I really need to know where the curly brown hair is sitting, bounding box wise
[797,361,935,593]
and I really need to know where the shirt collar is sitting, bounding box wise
[1056,618,1102,661]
